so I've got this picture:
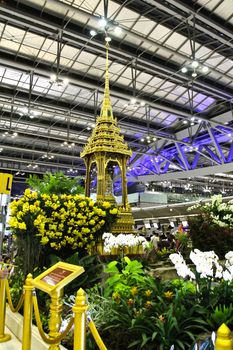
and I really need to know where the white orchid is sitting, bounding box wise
[170,249,232,283]
[169,253,195,280]
[102,232,147,253]
[188,195,233,227]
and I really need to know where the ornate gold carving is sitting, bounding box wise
[80,43,135,234]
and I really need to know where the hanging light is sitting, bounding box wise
[2,131,18,138]
[99,18,107,28]
[180,15,210,78]
[90,29,97,36]
[27,163,38,169]
[49,31,69,87]
[181,67,188,73]
[49,74,69,87]
[42,154,55,160]
[105,35,111,42]
[192,60,199,68]
[61,141,75,148]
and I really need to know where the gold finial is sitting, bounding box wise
[100,42,113,118]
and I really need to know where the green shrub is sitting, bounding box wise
[188,215,233,258]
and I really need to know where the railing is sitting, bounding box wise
[0,266,108,350]
[0,264,232,350]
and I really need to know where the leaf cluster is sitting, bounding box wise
[104,257,146,297]
[26,172,84,195]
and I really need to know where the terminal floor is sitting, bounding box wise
[0,327,21,349]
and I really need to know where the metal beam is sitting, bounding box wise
[1,55,232,138]
[206,126,226,163]
[162,0,233,47]
[131,162,233,182]
[1,2,233,100]
[0,144,81,160]
[0,54,194,120]
[0,155,83,170]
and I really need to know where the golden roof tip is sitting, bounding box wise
[103,42,110,104]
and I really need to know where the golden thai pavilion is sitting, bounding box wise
[80,44,134,234]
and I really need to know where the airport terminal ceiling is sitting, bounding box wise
[0,0,233,191]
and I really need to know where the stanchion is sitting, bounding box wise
[0,268,11,343]
[72,288,88,350]
[22,273,34,350]
[216,323,233,350]
[48,290,63,350]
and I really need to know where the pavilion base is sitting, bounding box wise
[110,205,135,234]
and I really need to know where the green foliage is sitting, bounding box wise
[156,247,175,259]
[188,196,233,258]
[26,172,84,195]
[188,215,233,258]
[9,267,24,307]
[86,284,208,350]
[169,279,196,297]
[104,257,146,297]
[127,300,208,350]
[207,304,233,330]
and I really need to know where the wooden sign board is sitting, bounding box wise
[33,262,84,295]
[0,173,13,195]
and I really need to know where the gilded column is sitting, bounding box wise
[84,158,91,197]
[121,156,128,208]
[96,155,105,201]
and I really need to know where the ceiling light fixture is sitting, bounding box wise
[192,60,199,68]
[67,168,78,174]
[105,35,111,42]
[90,9,123,40]
[90,29,97,36]
[27,163,38,169]
[124,60,145,109]
[19,106,40,119]
[49,74,69,87]
[61,141,75,148]
[181,15,209,78]
[99,18,107,28]
[2,131,18,138]
[50,30,69,88]
[42,154,55,160]
[181,67,188,73]
[140,106,158,144]
[61,114,75,148]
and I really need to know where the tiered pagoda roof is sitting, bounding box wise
[80,44,132,159]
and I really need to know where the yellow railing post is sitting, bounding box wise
[48,290,63,350]
[22,273,34,350]
[72,288,88,350]
[0,269,11,343]
[216,323,233,350]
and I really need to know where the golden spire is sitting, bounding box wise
[100,43,113,118]
[80,41,132,158]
